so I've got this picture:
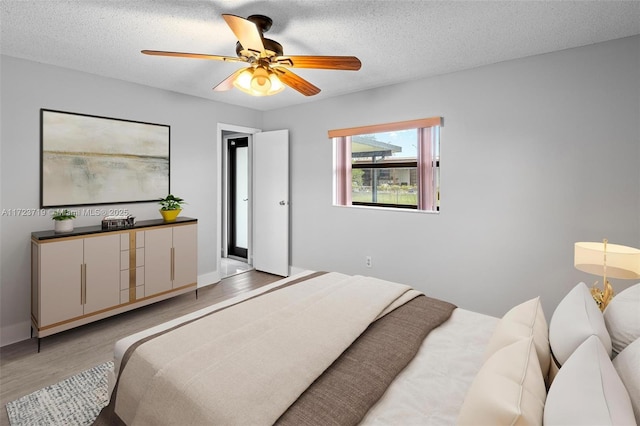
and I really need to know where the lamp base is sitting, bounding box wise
[590,280,614,311]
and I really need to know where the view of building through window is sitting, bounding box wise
[351,130,419,207]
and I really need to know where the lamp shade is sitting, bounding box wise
[574,242,640,279]
[233,66,284,96]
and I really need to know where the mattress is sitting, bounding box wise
[107,271,497,425]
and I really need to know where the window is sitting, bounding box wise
[330,117,441,211]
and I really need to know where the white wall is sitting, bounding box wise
[0,56,262,346]
[263,36,640,319]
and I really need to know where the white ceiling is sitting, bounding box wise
[1,1,639,111]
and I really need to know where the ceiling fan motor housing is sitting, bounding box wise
[236,38,283,58]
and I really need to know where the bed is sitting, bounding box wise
[95,271,640,425]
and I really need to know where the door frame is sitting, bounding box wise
[216,123,261,282]
[226,135,249,260]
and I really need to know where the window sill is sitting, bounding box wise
[332,204,440,215]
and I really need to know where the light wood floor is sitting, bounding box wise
[0,270,282,426]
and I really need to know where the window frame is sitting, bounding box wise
[329,117,442,212]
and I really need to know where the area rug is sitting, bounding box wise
[5,361,112,426]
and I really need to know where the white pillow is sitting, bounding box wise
[612,337,640,423]
[458,337,546,426]
[544,335,635,425]
[548,282,611,366]
[604,283,640,355]
[483,297,550,378]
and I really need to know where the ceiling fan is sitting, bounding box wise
[142,14,361,97]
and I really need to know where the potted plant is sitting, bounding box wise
[51,209,76,233]
[158,194,185,222]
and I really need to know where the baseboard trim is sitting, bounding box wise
[289,265,307,276]
[197,271,220,288]
[0,320,33,347]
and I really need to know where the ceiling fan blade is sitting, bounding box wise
[213,68,247,91]
[141,50,244,62]
[222,14,265,56]
[274,56,361,71]
[272,68,320,96]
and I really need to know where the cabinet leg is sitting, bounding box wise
[31,326,42,352]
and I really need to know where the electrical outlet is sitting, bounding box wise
[365,256,372,268]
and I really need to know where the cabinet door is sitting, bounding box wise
[83,234,121,314]
[173,224,197,288]
[39,239,84,326]
[144,228,173,296]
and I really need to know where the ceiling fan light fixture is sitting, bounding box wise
[233,68,254,92]
[233,66,284,96]
[250,66,271,92]
[268,71,284,93]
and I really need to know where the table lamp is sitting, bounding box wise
[574,239,640,311]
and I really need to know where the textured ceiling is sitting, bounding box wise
[1,1,639,111]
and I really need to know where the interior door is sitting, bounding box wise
[253,129,289,277]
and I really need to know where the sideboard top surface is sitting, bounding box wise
[32,217,197,241]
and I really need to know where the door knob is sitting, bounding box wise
[279,200,286,205]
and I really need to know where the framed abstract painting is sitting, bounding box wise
[40,109,170,208]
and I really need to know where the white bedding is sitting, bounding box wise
[362,308,498,425]
[108,271,497,425]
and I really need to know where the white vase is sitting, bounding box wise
[54,219,74,233]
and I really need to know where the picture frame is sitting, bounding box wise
[40,109,170,208]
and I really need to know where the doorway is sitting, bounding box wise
[221,132,253,278]
[217,124,290,282]
[227,136,249,260]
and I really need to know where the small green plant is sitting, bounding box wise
[51,209,76,221]
[159,194,185,211]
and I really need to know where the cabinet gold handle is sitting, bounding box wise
[80,264,86,305]
[171,247,175,281]
[83,264,87,305]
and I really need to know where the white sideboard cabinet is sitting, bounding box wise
[31,217,198,350]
